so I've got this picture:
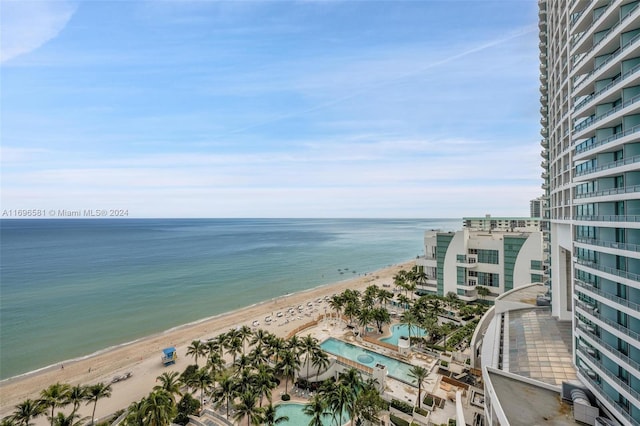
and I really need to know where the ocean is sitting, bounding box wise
[0,218,459,380]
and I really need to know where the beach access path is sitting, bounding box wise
[0,260,415,423]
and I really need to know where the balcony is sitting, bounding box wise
[574,63,640,114]
[456,255,477,268]
[576,321,640,373]
[574,32,640,94]
[578,370,636,426]
[577,346,640,403]
[573,184,640,201]
[572,2,639,56]
[575,294,640,343]
[574,214,640,223]
[575,278,640,313]
[575,124,640,156]
[574,238,640,255]
[573,94,640,135]
[541,138,548,149]
[574,154,640,179]
[575,258,640,283]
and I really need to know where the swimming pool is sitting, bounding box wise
[275,402,345,426]
[320,337,414,382]
[380,323,428,346]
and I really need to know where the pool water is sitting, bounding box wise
[276,402,345,426]
[380,323,427,346]
[320,337,414,381]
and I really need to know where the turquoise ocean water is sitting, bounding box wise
[0,218,459,380]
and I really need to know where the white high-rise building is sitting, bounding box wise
[541,1,640,424]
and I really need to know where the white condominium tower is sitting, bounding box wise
[540,0,640,424]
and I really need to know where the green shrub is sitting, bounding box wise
[414,407,429,417]
[440,360,449,367]
[281,393,291,401]
[390,399,414,415]
[389,414,410,426]
[423,395,434,407]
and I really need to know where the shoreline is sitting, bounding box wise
[0,259,415,419]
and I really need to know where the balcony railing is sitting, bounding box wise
[572,2,639,63]
[578,370,636,425]
[573,94,640,134]
[574,214,640,222]
[574,154,640,178]
[575,124,640,155]
[574,184,640,200]
[576,320,640,372]
[575,278,640,312]
[574,237,640,255]
[574,63,640,113]
[576,258,640,282]
[575,294,640,342]
[574,32,640,93]
[577,346,640,402]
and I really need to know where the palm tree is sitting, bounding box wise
[141,390,176,426]
[377,289,394,308]
[238,325,253,354]
[357,308,373,337]
[300,334,320,380]
[372,307,391,334]
[408,365,429,408]
[325,384,352,426]
[1,418,18,426]
[232,391,261,426]
[277,350,300,396]
[253,364,277,407]
[352,385,384,425]
[211,373,236,418]
[206,351,225,380]
[51,412,88,426]
[396,294,410,312]
[11,399,45,426]
[66,385,86,415]
[260,403,289,426]
[40,383,71,426]
[400,310,419,347]
[250,329,272,351]
[85,382,112,425]
[343,301,360,326]
[310,349,330,383]
[303,395,328,426]
[186,340,207,366]
[122,398,146,426]
[266,336,286,367]
[154,371,183,403]
[338,369,363,426]
[188,367,213,408]
[328,295,344,322]
[225,335,243,364]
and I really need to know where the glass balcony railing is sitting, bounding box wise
[576,319,640,372]
[575,124,640,155]
[576,258,640,282]
[574,278,640,312]
[574,238,640,254]
[575,293,640,342]
[578,370,636,425]
[574,184,640,200]
[577,346,640,402]
[574,154,640,178]
[574,32,640,93]
[574,63,640,113]
[573,94,640,134]
[574,214,640,222]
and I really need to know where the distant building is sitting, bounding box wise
[415,217,543,302]
[530,197,544,218]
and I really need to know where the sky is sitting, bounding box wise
[1,0,542,218]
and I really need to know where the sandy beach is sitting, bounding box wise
[0,260,414,422]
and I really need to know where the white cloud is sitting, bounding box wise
[0,0,77,63]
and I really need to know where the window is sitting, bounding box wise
[477,272,499,287]
[477,249,499,264]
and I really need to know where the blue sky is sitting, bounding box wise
[1,0,541,218]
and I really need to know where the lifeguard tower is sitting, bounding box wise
[161,347,177,366]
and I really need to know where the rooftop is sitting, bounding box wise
[488,370,578,425]
[507,308,576,386]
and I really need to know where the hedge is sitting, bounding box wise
[390,399,414,415]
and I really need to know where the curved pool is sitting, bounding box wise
[380,323,427,346]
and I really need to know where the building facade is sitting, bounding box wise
[530,197,545,218]
[416,217,543,302]
[540,0,640,424]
